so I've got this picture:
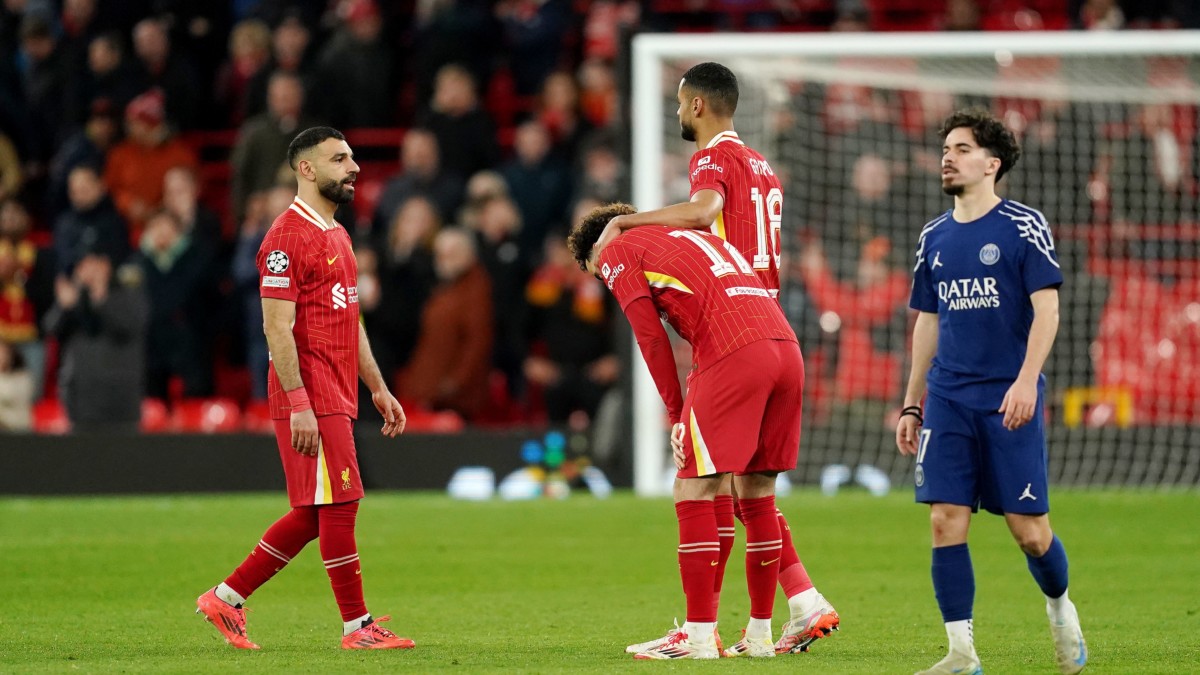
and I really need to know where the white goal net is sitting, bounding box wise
[629,31,1200,496]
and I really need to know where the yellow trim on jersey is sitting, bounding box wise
[711,211,726,241]
[315,437,333,505]
[644,272,693,294]
[689,410,717,477]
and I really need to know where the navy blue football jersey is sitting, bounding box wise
[909,199,1064,410]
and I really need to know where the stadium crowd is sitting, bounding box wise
[0,0,1197,433]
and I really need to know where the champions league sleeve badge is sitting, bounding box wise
[266,250,290,274]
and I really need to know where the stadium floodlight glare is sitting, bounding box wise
[630,30,1200,496]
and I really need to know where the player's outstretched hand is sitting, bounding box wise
[291,408,319,456]
[999,379,1037,430]
[670,422,686,470]
[373,389,406,438]
[896,414,921,456]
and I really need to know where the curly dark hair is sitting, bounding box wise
[567,202,637,271]
[939,108,1022,183]
[681,62,739,117]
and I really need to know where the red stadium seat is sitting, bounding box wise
[242,400,275,434]
[32,398,70,434]
[172,398,243,433]
[140,398,171,433]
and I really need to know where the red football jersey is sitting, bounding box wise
[600,227,796,373]
[258,197,360,419]
[688,130,784,296]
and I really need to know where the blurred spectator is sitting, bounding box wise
[471,195,529,397]
[1076,0,1124,29]
[523,223,617,424]
[399,227,493,419]
[138,208,215,399]
[230,185,293,399]
[502,119,572,255]
[537,71,594,161]
[0,199,53,398]
[104,90,198,237]
[364,195,441,386]
[162,166,223,256]
[314,0,395,128]
[457,169,509,231]
[46,98,118,218]
[581,0,640,61]
[829,153,901,274]
[131,17,201,131]
[371,128,464,236]
[0,130,22,203]
[54,163,129,274]
[65,32,142,130]
[410,0,494,107]
[418,64,500,180]
[244,12,314,121]
[1107,103,1196,226]
[214,18,272,127]
[0,339,33,431]
[230,71,315,220]
[1001,98,1099,228]
[577,59,618,128]
[18,12,65,164]
[58,0,100,75]
[942,0,982,30]
[494,0,571,96]
[798,237,910,404]
[574,137,625,203]
[43,249,148,432]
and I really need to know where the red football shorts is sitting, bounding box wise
[677,339,804,478]
[273,413,365,507]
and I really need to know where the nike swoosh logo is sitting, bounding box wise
[760,557,780,566]
[327,255,339,265]
[355,568,361,575]
[710,561,718,566]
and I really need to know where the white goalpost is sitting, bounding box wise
[629,31,1200,496]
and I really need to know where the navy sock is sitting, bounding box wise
[932,543,974,622]
[1026,535,1069,598]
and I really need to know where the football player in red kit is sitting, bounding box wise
[195,127,413,650]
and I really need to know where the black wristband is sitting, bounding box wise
[900,405,923,424]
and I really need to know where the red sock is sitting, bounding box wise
[675,500,718,624]
[226,506,320,599]
[712,494,736,617]
[776,508,814,597]
[740,496,782,620]
[319,501,367,622]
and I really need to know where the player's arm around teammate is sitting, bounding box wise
[263,296,319,456]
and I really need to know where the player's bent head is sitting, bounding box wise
[939,108,1022,182]
[567,202,636,271]
[680,62,739,117]
[287,126,347,171]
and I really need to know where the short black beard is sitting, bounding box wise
[319,178,354,204]
[680,121,696,142]
[942,183,964,197]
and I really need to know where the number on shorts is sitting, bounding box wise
[915,428,932,464]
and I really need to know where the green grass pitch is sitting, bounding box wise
[1,489,1197,673]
